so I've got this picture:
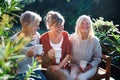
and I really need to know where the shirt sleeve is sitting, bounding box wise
[90,37,102,67]
[65,32,72,55]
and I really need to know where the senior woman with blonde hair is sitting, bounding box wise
[11,11,46,80]
[70,15,102,80]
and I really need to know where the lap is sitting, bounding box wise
[42,68,70,80]
[77,67,97,80]
[70,67,97,80]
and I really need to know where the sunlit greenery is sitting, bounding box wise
[0,38,28,79]
[93,17,120,66]
[0,0,25,79]
[0,0,23,38]
[0,0,120,79]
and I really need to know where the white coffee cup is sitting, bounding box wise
[54,48,62,63]
[80,60,87,69]
[34,44,43,55]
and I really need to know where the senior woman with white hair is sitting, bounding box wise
[11,11,46,80]
[70,15,102,80]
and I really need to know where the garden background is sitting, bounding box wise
[0,0,120,79]
[13,0,120,34]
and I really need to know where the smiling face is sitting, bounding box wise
[20,11,42,36]
[45,11,65,35]
[51,24,64,35]
[79,18,90,34]
[30,22,40,35]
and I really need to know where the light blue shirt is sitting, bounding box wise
[10,32,40,74]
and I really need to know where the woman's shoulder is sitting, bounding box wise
[69,33,76,39]
[92,36,100,45]
[33,32,40,39]
[10,32,20,40]
[40,32,49,41]
[92,36,100,41]
[70,33,75,37]
[40,32,48,37]
[36,31,40,36]
[62,30,69,35]
[62,30,70,38]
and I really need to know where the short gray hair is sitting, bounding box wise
[20,11,42,28]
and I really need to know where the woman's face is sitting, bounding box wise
[79,19,90,34]
[30,23,40,35]
[51,24,64,35]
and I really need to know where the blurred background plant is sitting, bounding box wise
[0,0,23,39]
[0,1,42,79]
[0,0,120,79]
[20,0,120,33]
[0,37,28,79]
[0,0,25,79]
[93,17,120,67]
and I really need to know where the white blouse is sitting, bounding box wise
[50,36,63,49]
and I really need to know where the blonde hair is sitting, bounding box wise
[75,15,95,44]
[45,11,65,29]
[20,11,42,31]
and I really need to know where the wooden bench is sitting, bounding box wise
[90,54,112,80]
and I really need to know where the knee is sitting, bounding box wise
[77,74,87,80]
[71,75,77,80]
[58,70,71,80]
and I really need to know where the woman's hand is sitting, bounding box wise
[36,55,43,63]
[84,63,93,72]
[26,47,35,57]
[79,66,86,72]
[79,63,93,72]
[79,64,92,72]
[48,48,55,59]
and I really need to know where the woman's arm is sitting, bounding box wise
[90,37,102,67]
[58,54,70,68]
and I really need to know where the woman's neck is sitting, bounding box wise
[21,30,33,36]
[48,31,62,43]
[81,33,88,40]
[49,30,62,37]
[18,31,33,39]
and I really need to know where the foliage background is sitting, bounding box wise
[13,0,120,34]
[0,0,120,79]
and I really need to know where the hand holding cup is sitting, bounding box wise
[48,49,55,59]
[80,60,88,71]
[54,48,62,64]
[34,44,43,55]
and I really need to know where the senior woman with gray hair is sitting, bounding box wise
[11,11,46,80]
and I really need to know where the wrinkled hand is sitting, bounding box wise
[79,66,86,72]
[79,63,93,72]
[48,49,55,59]
[84,64,92,72]
[36,55,43,63]
[27,47,35,57]
[49,65,60,72]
